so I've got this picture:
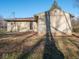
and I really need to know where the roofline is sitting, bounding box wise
[5,20,36,22]
[4,17,37,22]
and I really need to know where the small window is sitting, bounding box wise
[54,10,58,16]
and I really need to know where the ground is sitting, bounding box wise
[0,32,79,59]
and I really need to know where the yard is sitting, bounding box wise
[0,32,79,59]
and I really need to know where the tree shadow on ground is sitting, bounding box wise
[17,37,44,59]
[43,33,64,59]
[43,11,64,59]
[72,34,79,38]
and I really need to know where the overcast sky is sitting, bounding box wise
[0,0,79,18]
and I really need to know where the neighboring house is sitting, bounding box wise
[5,0,72,35]
[5,17,37,32]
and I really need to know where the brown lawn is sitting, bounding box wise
[0,32,79,59]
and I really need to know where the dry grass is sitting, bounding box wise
[55,36,79,59]
[0,32,79,59]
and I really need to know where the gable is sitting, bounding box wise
[50,8,64,17]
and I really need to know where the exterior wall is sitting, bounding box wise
[37,9,72,35]
[7,22,14,32]
[33,22,38,32]
[7,22,30,32]
[50,9,72,35]
[37,13,46,34]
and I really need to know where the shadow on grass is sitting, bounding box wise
[17,37,44,59]
[0,32,37,54]
[72,34,79,38]
[43,33,64,59]
[43,11,64,59]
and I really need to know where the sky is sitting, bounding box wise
[0,0,79,18]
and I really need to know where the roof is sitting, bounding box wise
[5,17,36,22]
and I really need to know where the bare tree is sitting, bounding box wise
[0,15,3,20]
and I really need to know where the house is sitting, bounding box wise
[5,0,72,35]
[35,0,72,35]
[5,17,38,32]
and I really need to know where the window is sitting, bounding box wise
[54,10,58,16]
